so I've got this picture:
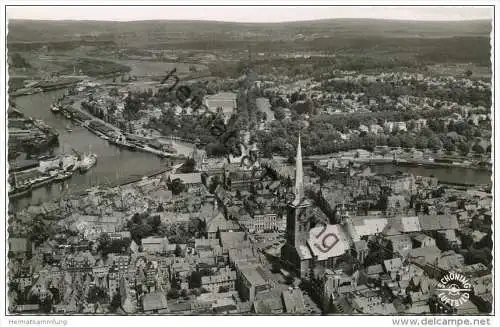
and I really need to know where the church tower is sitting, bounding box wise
[282,135,313,279]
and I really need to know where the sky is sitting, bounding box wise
[6,5,493,23]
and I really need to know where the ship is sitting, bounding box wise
[30,173,58,189]
[78,152,97,173]
[54,171,73,182]
[8,183,33,199]
[8,173,33,199]
[110,137,137,151]
[50,103,61,113]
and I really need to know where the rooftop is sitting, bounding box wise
[142,292,168,312]
[240,264,268,287]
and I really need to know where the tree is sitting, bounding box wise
[457,142,470,156]
[96,233,113,256]
[88,286,109,304]
[130,224,153,243]
[428,135,441,150]
[388,135,401,148]
[11,53,31,68]
[39,295,53,313]
[109,293,121,313]
[147,215,162,232]
[189,271,202,289]
[209,175,220,194]
[274,107,286,120]
[28,216,50,247]
[400,134,415,149]
[443,138,456,152]
[168,178,186,195]
[167,288,180,300]
[472,143,485,154]
[181,289,189,299]
[179,157,197,173]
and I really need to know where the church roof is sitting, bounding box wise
[292,134,304,206]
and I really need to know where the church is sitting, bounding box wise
[280,135,368,281]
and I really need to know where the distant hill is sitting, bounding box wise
[7,18,491,67]
[7,18,491,44]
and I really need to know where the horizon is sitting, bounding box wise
[6,6,493,23]
[8,17,493,24]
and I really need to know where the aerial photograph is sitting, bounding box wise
[4,4,494,317]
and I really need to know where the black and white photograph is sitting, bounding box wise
[1,1,497,323]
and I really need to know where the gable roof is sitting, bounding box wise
[384,258,403,272]
[418,215,458,231]
[282,288,306,313]
[352,216,389,236]
[142,292,168,312]
[220,232,248,250]
[366,264,384,275]
[254,289,284,313]
[9,238,28,252]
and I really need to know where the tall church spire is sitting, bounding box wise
[293,133,304,205]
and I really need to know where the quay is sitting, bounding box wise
[8,152,97,200]
[55,99,184,159]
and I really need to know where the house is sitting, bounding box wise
[253,289,284,314]
[411,234,436,248]
[228,247,259,267]
[220,232,249,251]
[252,213,281,232]
[282,288,306,313]
[130,240,139,253]
[167,173,202,190]
[365,264,384,278]
[141,236,169,254]
[408,246,442,265]
[107,231,131,241]
[418,215,459,231]
[201,267,237,293]
[212,297,238,314]
[142,292,169,313]
[207,212,226,239]
[385,234,412,257]
[355,149,371,159]
[9,238,28,254]
[236,262,271,304]
[13,304,40,313]
[383,258,403,276]
[195,238,220,250]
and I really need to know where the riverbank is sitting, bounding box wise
[10,77,83,97]
[10,88,171,209]
[55,95,188,159]
[303,154,492,173]
[8,108,60,160]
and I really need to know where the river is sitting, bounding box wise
[10,89,492,209]
[369,163,492,186]
[11,89,175,209]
